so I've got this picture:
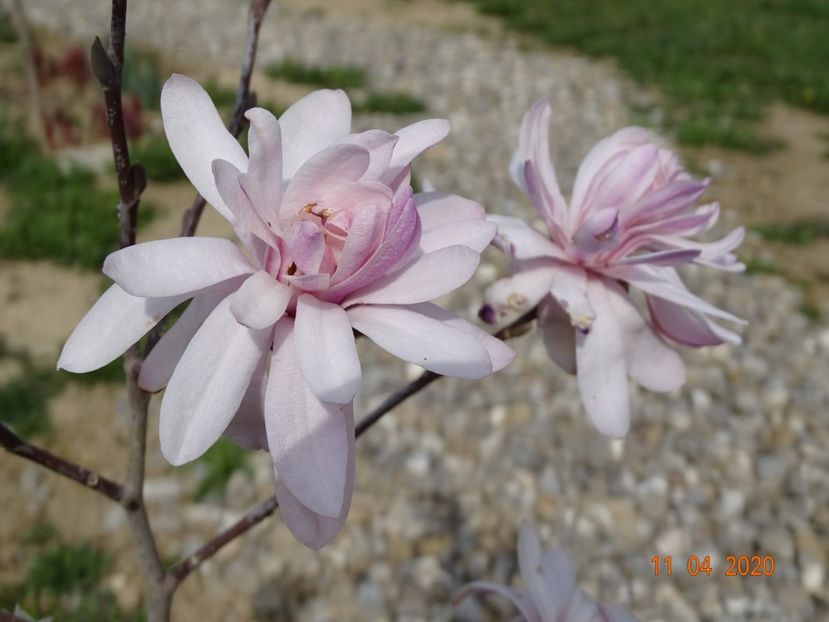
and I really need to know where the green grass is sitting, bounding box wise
[0,120,154,269]
[0,366,61,438]
[192,437,252,501]
[744,257,778,275]
[265,58,367,89]
[459,0,829,152]
[123,47,163,111]
[753,217,829,246]
[204,78,238,109]
[353,91,427,114]
[0,8,17,44]
[131,134,184,182]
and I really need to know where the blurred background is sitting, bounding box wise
[0,0,827,620]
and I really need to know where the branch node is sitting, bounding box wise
[90,36,114,87]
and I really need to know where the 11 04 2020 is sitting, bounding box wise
[651,554,776,577]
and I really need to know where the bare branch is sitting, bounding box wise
[166,307,539,585]
[179,0,272,238]
[0,421,123,502]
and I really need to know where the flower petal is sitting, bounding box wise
[454,583,541,622]
[415,191,485,230]
[548,264,595,330]
[349,304,494,379]
[482,260,558,322]
[294,295,361,404]
[336,129,398,181]
[223,350,269,451]
[161,74,248,220]
[57,285,186,373]
[343,245,479,307]
[279,89,352,180]
[381,119,450,185]
[159,298,270,465]
[517,522,562,619]
[229,270,292,330]
[265,318,353,519]
[138,289,228,392]
[647,295,740,346]
[244,107,283,219]
[489,215,566,260]
[538,295,576,374]
[575,278,630,437]
[103,237,254,298]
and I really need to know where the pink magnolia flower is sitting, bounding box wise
[58,75,513,548]
[481,99,745,437]
[456,522,638,622]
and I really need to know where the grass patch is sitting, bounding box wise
[204,78,238,110]
[458,0,829,151]
[192,437,252,501]
[131,134,184,182]
[354,91,427,114]
[753,217,829,246]
[265,58,366,89]
[744,257,778,275]
[0,9,17,44]
[0,366,61,438]
[0,119,154,269]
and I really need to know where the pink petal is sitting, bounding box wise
[622,179,708,227]
[294,295,361,404]
[613,248,700,267]
[223,351,268,451]
[599,604,640,622]
[244,107,283,221]
[409,303,516,372]
[548,264,595,330]
[57,285,186,373]
[284,221,326,274]
[279,89,352,180]
[159,298,271,465]
[415,191,485,230]
[265,318,353,519]
[647,295,740,346]
[420,219,496,254]
[348,304,493,379]
[229,270,292,330]
[538,296,576,374]
[280,144,371,220]
[330,205,386,284]
[103,237,254,298]
[483,260,558,321]
[571,206,620,255]
[602,277,686,392]
[575,278,630,437]
[489,215,566,260]
[381,119,450,185]
[343,245,479,307]
[139,289,228,392]
[161,74,248,220]
[336,129,398,181]
[589,143,660,212]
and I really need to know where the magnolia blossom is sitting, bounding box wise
[58,75,513,548]
[456,522,638,622]
[481,99,745,437]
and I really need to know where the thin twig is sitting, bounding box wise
[179,0,272,238]
[0,422,123,501]
[166,307,539,587]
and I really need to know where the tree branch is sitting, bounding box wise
[0,421,123,502]
[166,307,538,587]
[179,0,272,238]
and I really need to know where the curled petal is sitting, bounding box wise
[336,129,398,181]
[381,119,450,185]
[548,264,595,331]
[483,260,558,321]
[229,270,292,330]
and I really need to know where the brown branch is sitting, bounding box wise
[166,306,539,587]
[0,421,123,502]
[179,0,272,238]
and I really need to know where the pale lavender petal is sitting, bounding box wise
[294,295,361,404]
[161,74,248,220]
[223,351,268,451]
[57,285,186,373]
[538,295,576,374]
[415,192,485,230]
[454,583,541,622]
[548,264,595,330]
[483,260,558,321]
[489,215,566,260]
[330,205,385,283]
[647,295,740,346]
[602,277,686,392]
[159,298,270,465]
[599,603,641,622]
[517,522,561,620]
[348,304,493,379]
[622,179,708,227]
[280,144,371,219]
[381,119,450,184]
[590,143,660,212]
[212,158,280,251]
[539,547,579,616]
[139,289,228,392]
[343,245,479,307]
[336,129,397,181]
[229,270,292,330]
[571,206,620,255]
[103,238,254,298]
[244,107,283,220]
[613,248,700,267]
[575,278,630,437]
[265,318,352,519]
[284,221,326,274]
[279,89,352,180]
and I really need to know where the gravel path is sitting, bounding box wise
[17,2,829,621]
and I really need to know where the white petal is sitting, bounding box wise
[294,295,362,404]
[58,284,185,373]
[489,215,566,260]
[381,119,450,184]
[159,298,271,465]
[103,237,254,298]
[245,107,283,216]
[229,270,292,330]
[138,289,228,392]
[265,318,353,519]
[279,89,352,180]
[482,261,558,320]
[161,74,248,220]
[415,192,485,230]
[548,265,595,330]
[343,245,479,307]
[537,295,576,374]
[348,304,493,379]
[575,278,630,437]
